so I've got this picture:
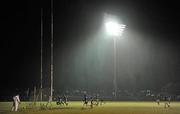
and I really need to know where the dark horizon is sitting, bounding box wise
[1,0,180,96]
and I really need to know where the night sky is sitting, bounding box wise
[1,0,180,96]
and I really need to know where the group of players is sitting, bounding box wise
[83,94,104,108]
[156,95,171,108]
[56,94,104,108]
[56,94,172,109]
[11,93,172,111]
[56,95,68,106]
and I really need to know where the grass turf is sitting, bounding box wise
[0,101,180,114]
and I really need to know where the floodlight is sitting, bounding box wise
[105,21,126,37]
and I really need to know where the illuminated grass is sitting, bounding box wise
[0,101,180,114]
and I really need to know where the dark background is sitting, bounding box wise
[1,0,180,97]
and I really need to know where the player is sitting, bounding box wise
[167,96,171,104]
[156,95,161,105]
[63,94,68,106]
[46,96,52,108]
[56,96,62,105]
[90,97,94,109]
[156,99,160,105]
[83,94,88,106]
[11,94,21,111]
[94,94,99,106]
[164,96,170,108]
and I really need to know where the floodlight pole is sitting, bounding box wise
[50,0,54,102]
[113,37,117,100]
[40,8,43,102]
[104,16,125,100]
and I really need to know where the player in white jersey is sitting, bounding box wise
[11,94,20,111]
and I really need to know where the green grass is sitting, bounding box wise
[0,101,180,114]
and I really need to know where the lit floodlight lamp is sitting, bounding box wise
[105,21,126,37]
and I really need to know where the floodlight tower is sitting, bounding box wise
[40,8,43,102]
[50,0,54,102]
[105,16,126,99]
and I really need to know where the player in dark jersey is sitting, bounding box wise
[90,96,94,109]
[83,94,88,106]
[63,95,68,106]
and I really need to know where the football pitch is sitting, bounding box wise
[0,101,180,114]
